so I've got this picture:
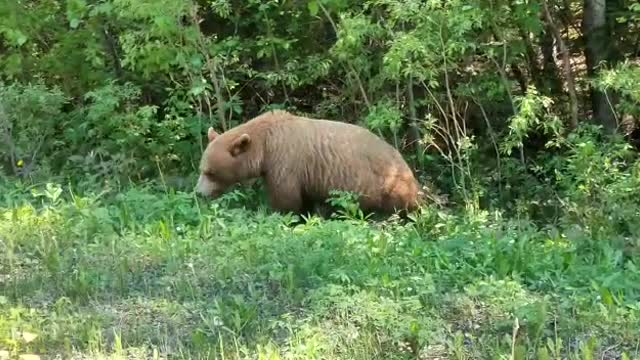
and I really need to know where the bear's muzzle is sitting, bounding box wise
[195,174,225,198]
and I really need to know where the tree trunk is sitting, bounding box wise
[539,24,562,95]
[582,0,618,132]
[101,22,124,81]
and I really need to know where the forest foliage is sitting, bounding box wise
[1,0,639,190]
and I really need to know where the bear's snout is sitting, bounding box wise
[195,174,225,198]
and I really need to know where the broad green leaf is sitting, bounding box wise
[70,18,81,29]
[308,0,319,16]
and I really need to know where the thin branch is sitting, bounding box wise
[438,20,470,196]
[0,101,18,175]
[406,74,419,151]
[317,1,371,108]
[475,99,502,196]
[101,22,124,81]
[542,0,578,130]
[190,5,227,131]
[489,45,525,164]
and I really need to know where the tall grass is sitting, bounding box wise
[1,177,639,359]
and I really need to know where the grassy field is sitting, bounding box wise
[1,180,639,360]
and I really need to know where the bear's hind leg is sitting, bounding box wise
[300,193,319,218]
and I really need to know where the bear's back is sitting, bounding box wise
[263,114,419,211]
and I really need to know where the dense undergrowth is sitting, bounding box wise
[1,128,640,359]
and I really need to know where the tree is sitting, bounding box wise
[582,0,620,133]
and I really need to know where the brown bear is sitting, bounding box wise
[196,110,424,215]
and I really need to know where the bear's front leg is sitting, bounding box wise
[264,174,304,214]
[268,187,304,214]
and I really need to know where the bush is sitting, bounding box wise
[0,82,67,177]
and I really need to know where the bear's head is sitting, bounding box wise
[196,127,261,198]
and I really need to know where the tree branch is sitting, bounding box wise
[543,0,579,130]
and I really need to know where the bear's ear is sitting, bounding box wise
[230,133,251,156]
[207,127,219,142]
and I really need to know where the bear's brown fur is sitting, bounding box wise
[196,110,424,215]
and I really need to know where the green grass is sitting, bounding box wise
[1,181,639,360]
